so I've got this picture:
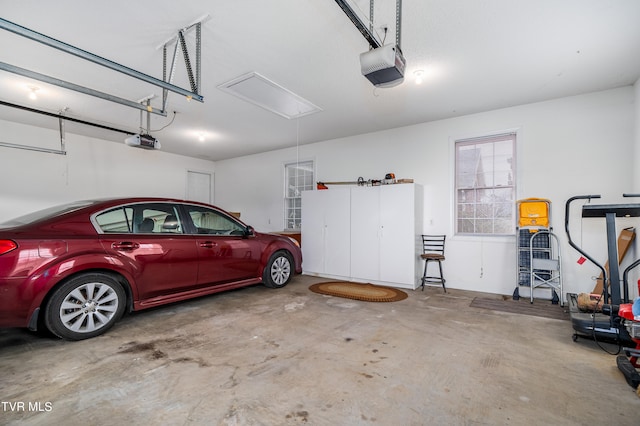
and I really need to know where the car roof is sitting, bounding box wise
[0,197,234,230]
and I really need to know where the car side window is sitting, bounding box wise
[136,205,183,234]
[95,207,134,233]
[187,206,245,235]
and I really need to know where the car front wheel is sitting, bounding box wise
[263,250,293,288]
[44,272,126,340]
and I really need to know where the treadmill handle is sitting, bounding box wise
[564,195,607,293]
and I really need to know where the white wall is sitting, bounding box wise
[215,87,637,297]
[0,119,215,221]
[2,87,637,298]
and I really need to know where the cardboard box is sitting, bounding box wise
[592,227,636,294]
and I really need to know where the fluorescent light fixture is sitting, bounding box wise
[218,72,321,119]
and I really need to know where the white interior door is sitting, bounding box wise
[187,170,213,204]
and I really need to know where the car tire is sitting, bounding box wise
[44,272,126,340]
[263,250,293,288]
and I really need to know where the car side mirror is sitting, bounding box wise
[245,226,255,237]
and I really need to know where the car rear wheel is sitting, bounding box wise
[44,273,126,340]
[263,250,293,288]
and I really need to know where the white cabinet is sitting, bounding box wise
[301,187,351,278]
[302,184,423,289]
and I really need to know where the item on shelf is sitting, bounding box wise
[316,180,358,187]
[317,174,412,188]
[317,178,379,187]
[384,172,396,185]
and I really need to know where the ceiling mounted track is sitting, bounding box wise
[0,100,135,134]
[334,0,382,49]
[0,17,205,115]
[0,62,167,116]
[334,0,403,50]
[0,100,137,155]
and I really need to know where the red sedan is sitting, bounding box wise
[0,198,302,340]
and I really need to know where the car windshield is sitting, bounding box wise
[0,200,96,228]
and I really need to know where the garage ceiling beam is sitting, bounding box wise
[0,17,204,103]
[0,62,168,116]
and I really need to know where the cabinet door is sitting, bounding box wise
[323,188,351,277]
[350,187,381,281]
[379,184,415,285]
[301,190,325,274]
[301,188,351,277]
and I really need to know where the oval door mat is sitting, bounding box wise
[309,282,408,302]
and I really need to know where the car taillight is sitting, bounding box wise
[0,240,18,255]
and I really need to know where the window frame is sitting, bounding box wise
[92,202,249,236]
[454,132,517,237]
[183,204,247,236]
[284,160,315,231]
[93,203,185,234]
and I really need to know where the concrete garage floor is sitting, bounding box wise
[1,275,639,425]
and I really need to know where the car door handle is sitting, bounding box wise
[112,242,140,251]
[199,241,218,249]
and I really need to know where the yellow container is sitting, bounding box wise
[517,198,550,228]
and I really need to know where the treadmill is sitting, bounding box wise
[565,194,638,345]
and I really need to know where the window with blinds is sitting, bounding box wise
[455,133,516,235]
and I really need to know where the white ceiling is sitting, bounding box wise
[1,0,639,161]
